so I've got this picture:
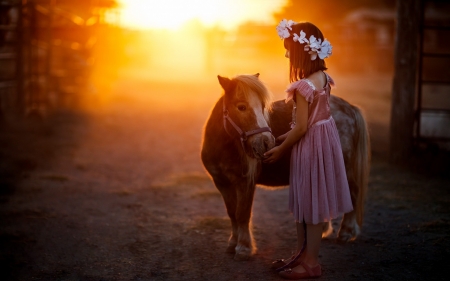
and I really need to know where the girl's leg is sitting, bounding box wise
[292,222,322,273]
[272,220,306,269]
[286,221,306,263]
[296,221,306,253]
[286,221,306,262]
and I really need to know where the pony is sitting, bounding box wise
[201,73,370,261]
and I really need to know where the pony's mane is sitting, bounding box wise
[232,75,273,111]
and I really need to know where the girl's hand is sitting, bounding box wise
[263,146,283,164]
[276,132,290,145]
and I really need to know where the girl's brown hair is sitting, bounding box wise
[284,22,328,82]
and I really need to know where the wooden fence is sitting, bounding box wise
[0,0,116,121]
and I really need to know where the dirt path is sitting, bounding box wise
[1,77,449,281]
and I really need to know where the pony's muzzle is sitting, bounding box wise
[251,133,275,159]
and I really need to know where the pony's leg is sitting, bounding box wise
[338,178,360,241]
[215,181,239,253]
[322,221,333,238]
[338,211,360,242]
[233,182,256,261]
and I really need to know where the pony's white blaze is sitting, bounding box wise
[246,92,275,161]
[248,91,269,128]
[233,91,272,184]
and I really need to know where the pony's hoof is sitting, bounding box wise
[233,245,251,261]
[234,252,250,261]
[337,224,360,242]
[226,244,236,254]
[321,221,333,238]
[226,238,237,254]
[337,232,353,242]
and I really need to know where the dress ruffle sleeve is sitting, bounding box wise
[326,73,335,87]
[285,80,315,104]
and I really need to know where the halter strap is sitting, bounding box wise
[222,99,272,150]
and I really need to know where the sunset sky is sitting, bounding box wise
[113,0,288,30]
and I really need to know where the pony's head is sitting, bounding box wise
[218,73,275,159]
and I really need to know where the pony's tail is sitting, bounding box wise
[352,105,371,227]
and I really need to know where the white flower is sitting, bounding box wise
[306,36,332,60]
[277,26,290,39]
[299,31,308,43]
[317,39,332,59]
[308,35,321,50]
[276,19,296,39]
[286,19,296,28]
[294,30,309,44]
[276,23,333,61]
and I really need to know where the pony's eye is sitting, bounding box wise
[238,105,247,111]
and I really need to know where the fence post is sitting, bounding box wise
[15,0,25,117]
[389,0,422,164]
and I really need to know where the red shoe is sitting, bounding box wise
[278,261,322,280]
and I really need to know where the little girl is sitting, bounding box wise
[263,20,353,279]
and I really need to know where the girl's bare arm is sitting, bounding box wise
[264,92,308,163]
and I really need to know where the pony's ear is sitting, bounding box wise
[218,75,231,91]
[254,73,260,78]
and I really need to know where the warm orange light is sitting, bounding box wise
[112,0,288,30]
[91,0,291,111]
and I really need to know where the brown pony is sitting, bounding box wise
[201,74,370,261]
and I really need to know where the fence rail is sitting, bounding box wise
[416,0,450,144]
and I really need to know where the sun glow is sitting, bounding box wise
[112,0,288,30]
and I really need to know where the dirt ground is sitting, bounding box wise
[1,74,450,281]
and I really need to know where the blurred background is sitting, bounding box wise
[0,0,449,174]
[0,0,403,159]
[0,0,397,114]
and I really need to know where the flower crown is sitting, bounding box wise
[276,19,332,61]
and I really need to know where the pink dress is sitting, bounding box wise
[285,72,353,224]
